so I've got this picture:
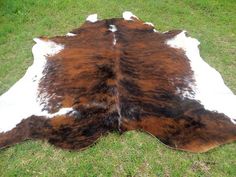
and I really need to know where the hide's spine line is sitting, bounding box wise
[108,25,117,46]
[112,30,122,130]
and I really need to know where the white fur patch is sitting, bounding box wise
[167,31,236,124]
[47,108,74,118]
[123,11,138,21]
[86,14,98,23]
[109,25,117,32]
[0,39,68,133]
[66,32,76,37]
[144,22,154,27]
[153,29,158,32]
[144,22,159,32]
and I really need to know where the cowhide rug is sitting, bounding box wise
[0,12,235,152]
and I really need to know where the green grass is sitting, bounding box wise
[0,0,236,176]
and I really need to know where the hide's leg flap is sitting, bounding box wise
[120,111,236,153]
[0,113,119,150]
[0,116,48,149]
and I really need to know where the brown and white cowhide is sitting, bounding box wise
[0,12,236,152]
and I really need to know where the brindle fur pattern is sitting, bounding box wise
[0,17,235,152]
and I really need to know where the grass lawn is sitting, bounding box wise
[0,0,236,176]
